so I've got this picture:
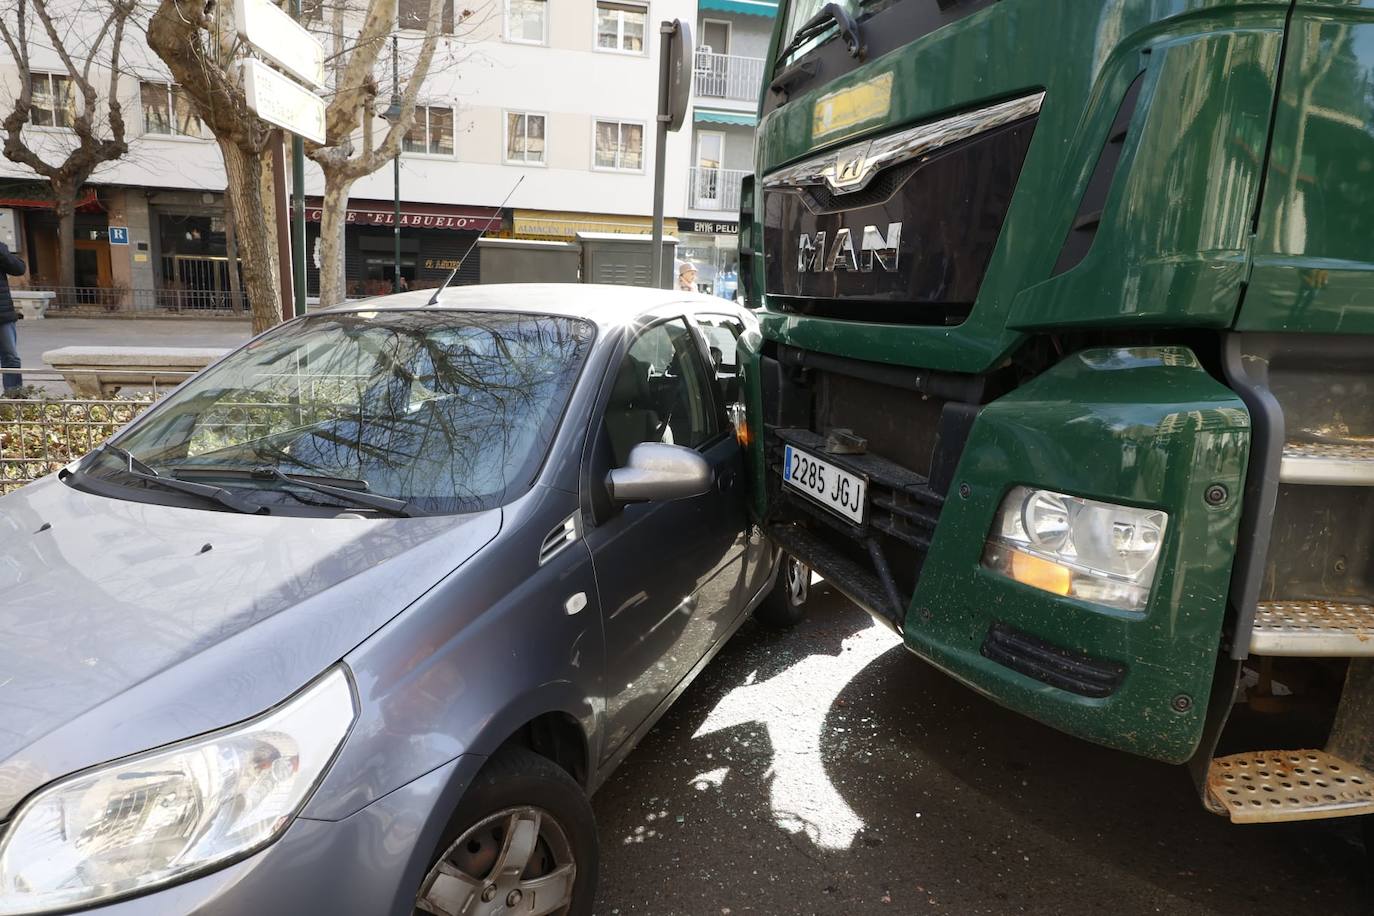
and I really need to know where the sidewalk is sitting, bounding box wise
[10,317,253,394]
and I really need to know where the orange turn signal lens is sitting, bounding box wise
[1009,549,1072,596]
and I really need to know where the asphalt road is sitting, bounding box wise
[593,584,1372,915]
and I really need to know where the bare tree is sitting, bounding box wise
[308,0,478,306]
[147,0,284,332]
[0,0,133,293]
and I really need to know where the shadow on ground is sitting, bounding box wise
[593,584,1371,916]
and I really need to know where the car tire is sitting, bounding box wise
[415,746,598,916]
[754,551,812,629]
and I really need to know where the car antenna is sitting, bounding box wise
[428,175,525,306]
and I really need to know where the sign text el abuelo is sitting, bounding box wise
[304,207,498,230]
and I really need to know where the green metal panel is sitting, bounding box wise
[754,0,1288,373]
[1009,30,1280,330]
[904,348,1250,763]
[738,325,769,520]
[1238,0,1374,333]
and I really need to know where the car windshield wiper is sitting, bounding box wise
[171,465,418,518]
[91,444,267,515]
[777,3,865,65]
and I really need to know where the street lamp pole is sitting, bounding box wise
[290,0,307,315]
[391,36,401,293]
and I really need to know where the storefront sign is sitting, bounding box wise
[424,258,461,270]
[108,226,129,245]
[301,199,500,231]
[689,220,739,235]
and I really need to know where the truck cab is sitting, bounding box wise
[740,0,1374,832]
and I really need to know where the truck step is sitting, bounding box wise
[1280,440,1374,485]
[1248,600,1374,656]
[1206,750,1374,823]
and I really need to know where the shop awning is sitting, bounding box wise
[699,0,778,17]
[0,183,103,212]
[694,109,757,127]
[513,210,678,240]
[297,197,502,231]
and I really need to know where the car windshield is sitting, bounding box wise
[90,310,595,514]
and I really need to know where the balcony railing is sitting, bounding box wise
[694,51,766,102]
[687,167,749,213]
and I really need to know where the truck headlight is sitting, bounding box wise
[982,486,1168,612]
[0,668,355,914]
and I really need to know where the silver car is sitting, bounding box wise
[0,285,811,916]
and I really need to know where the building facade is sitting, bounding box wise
[0,0,777,311]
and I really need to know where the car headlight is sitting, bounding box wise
[0,668,355,914]
[982,486,1168,612]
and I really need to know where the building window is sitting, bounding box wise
[505,112,546,165]
[593,119,644,171]
[399,0,455,34]
[30,73,74,128]
[506,0,547,44]
[141,81,202,137]
[404,106,454,156]
[596,2,647,54]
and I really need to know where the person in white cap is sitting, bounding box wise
[677,260,698,293]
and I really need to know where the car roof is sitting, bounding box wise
[317,283,747,329]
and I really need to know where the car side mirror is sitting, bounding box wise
[606,443,712,503]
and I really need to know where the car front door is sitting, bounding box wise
[584,316,748,761]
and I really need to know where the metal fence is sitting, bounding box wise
[686,167,749,213]
[0,396,156,494]
[694,51,766,102]
[30,267,250,315]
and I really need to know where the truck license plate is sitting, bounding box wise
[783,444,867,524]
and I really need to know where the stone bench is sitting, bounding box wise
[41,346,229,398]
[12,290,55,320]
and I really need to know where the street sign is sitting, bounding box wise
[666,19,693,133]
[242,58,326,144]
[108,226,129,245]
[235,0,325,89]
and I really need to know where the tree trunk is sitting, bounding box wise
[53,181,76,299]
[219,139,280,334]
[223,185,242,311]
[318,175,354,307]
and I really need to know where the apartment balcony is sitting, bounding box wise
[687,167,749,213]
[694,51,766,103]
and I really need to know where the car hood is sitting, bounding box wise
[0,477,501,821]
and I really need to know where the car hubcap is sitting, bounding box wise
[416,806,576,916]
[786,555,809,606]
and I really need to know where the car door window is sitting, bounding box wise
[697,315,743,376]
[697,314,747,425]
[605,318,718,466]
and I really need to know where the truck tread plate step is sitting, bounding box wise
[1281,440,1374,486]
[766,522,903,632]
[1249,600,1374,656]
[1206,750,1374,823]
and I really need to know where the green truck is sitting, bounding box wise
[738,0,1374,838]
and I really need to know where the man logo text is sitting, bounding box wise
[797,223,902,273]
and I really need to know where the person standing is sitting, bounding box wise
[677,261,698,293]
[0,240,26,397]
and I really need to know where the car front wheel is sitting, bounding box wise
[754,551,812,628]
[416,747,597,916]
